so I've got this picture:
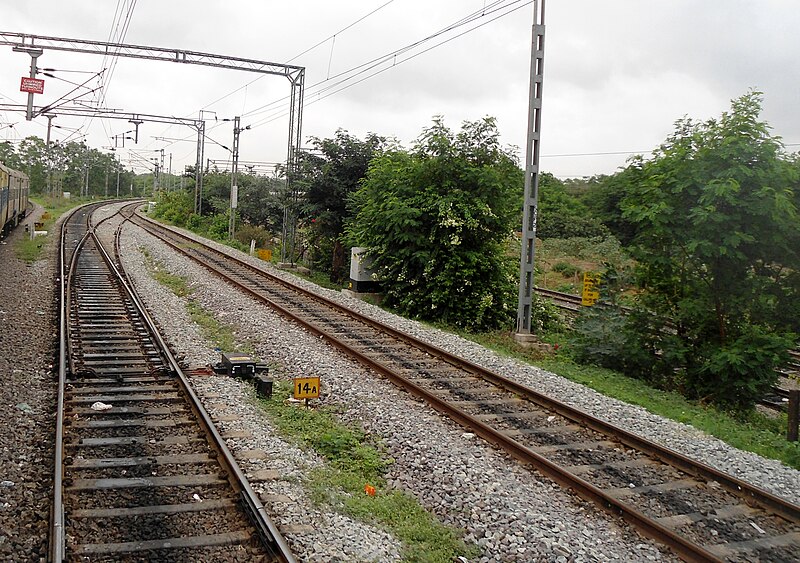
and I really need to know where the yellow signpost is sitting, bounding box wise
[293,376,321,401]
[581,272,601,306]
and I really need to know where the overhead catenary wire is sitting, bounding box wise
[190,0,398,117]
[240,0,525,121]
[88,0,138,146]
[151,0,530,153]
[244,0,532,130]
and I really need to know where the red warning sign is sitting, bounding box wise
[20,77,45,94]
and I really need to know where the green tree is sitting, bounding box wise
[0,141,21,169]
[347,117,523,331]
[300,130,386,281]
[537,172,609,239]
[609,92,798,410]
[584,166,644,246]
[238,173,285,233]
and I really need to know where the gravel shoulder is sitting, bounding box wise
[0,205,57,562]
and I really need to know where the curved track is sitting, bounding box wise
[129,209,799,562]
[53,202,295,562]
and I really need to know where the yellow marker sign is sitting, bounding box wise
[581,272,601,306]
[293,376,321,400]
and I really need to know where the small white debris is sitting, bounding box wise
[462,432,475,439]
[90,402,112,411]
[192,493,203,502]
[749,521,766,534]
[547,415,555,422]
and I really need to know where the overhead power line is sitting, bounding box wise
[244,0,532,130]
[146,1,531,156]
[192,0,398,118]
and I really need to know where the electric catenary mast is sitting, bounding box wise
[516,0,546,339]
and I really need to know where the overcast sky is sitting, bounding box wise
[1,0,797,179]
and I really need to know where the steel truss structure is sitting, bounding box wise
[0,31,305,216]
[0,103,201,128]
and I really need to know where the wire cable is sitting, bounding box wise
[242,0,527,122]
[190,0,398,117]
[246,0,531,129]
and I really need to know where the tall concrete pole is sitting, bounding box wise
[46,114,56,195]
[516,0,546,340]
[194,120,206,214]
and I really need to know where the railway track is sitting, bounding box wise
[53,202,295,562]
[536,287,800,412]
[130,209,799,562]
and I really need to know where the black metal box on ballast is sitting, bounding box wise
[214,352,272,397]
[220,352,256,377]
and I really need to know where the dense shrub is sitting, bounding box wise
[347,117,523,331]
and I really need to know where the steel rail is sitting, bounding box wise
[131,213,800,561]
[109,205,296,562]
[52,201,107,562]
[134,212,800,522]
[54,202,295,562]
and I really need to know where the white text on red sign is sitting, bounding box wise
[20,77,45,94]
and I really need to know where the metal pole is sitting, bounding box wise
[116,166,121,197]
[229,116,241,239]
[46,114,55,195]
[788,390,799,442]
[282,71,304,265]
[194,118,206,214]
[516,0,546,338]
[159,149,165,185]
[13,47,43,121]
[153,163,159,194]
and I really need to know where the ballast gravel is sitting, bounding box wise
[118,213,800,562]
[0,205,56,563]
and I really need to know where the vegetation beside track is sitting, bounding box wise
[141,248,253,356]
[260,380,480,563]
[14,195,88,262]
[464,329,800,470]
[143,212,800,470]
[141,93,800,466]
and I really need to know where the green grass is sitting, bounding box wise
[142,240,475,558]
[14,195,89,262]
[141,248,252,355]
[463,330,800,469]
[259,381,480,563]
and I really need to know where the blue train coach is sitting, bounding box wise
[0,162,30,238]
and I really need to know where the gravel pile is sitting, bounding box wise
[0,206,56,562]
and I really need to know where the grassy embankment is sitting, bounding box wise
[154,213,800,470]
[14,195,88,262]
[465,330,799,470]
[439,235,799,470]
